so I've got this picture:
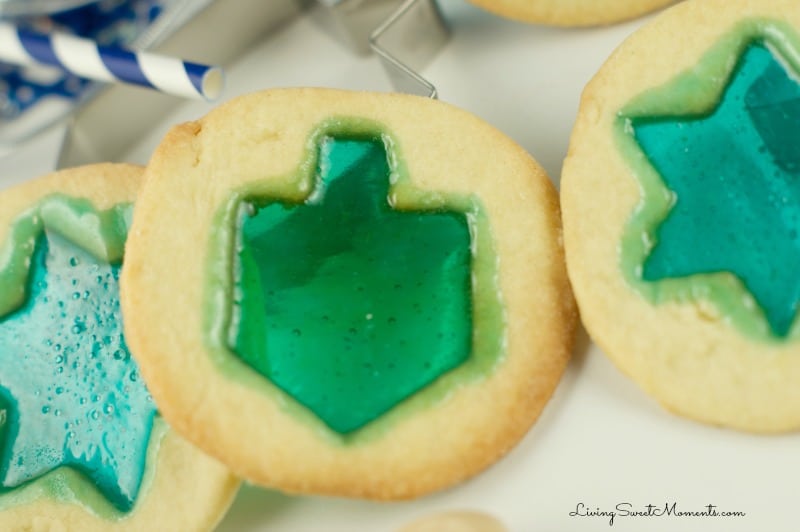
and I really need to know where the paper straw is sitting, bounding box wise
[0,21,223,100]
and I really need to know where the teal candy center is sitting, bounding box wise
[229,135,473,434]
[632,41,800,337]
[0,230,155,512]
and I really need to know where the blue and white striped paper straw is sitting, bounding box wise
[0,21,223,100]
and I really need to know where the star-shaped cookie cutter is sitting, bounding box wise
[317,0,447,97]
[370,0,447,98]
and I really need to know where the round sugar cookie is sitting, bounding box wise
[0,164,238,530]
[562,0,800,432]
[121,88,577,498]
[467,0,676,26]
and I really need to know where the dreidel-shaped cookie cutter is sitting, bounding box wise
[317,0,448,98]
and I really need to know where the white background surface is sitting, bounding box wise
[4,1,798,531]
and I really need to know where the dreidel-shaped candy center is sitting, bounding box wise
[229,135,473,434]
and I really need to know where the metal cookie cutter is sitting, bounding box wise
[319,0,448,98]
[57,0,308,169]
[55,0,446,169]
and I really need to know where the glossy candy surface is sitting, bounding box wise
[0,227,154,512]
[632,42,800,337]
[230,136,473,434]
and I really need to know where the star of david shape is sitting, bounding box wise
[0,215,155,512]
[628,39,800,338]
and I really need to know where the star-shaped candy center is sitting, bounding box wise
[628,39,800,337]
[0,202,155,512]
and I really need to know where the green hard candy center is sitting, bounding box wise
[228,135,473,434]
[631,41,800,337]
[0,198,154,513]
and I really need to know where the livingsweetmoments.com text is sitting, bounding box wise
[569,502,746,526]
